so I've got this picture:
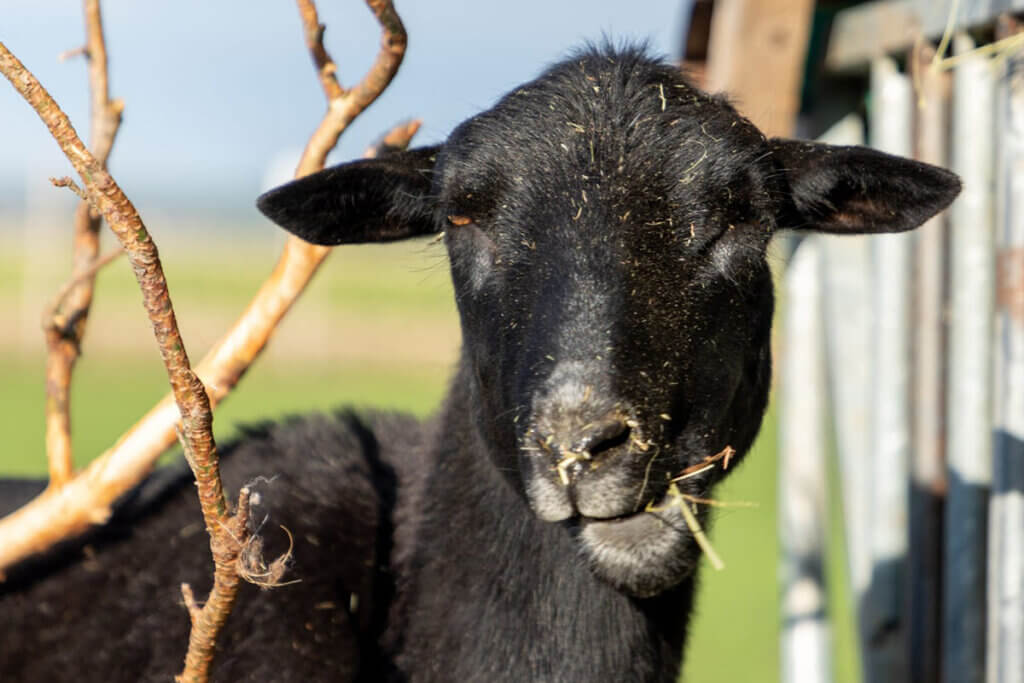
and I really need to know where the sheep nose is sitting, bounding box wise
[541,411,632,486]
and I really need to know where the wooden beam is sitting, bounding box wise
[826,0,1024,72]
[704,0,815,137]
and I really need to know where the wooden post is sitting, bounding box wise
[908,43,951,683]
[704,0,814,137]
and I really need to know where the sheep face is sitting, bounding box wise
[434,74,780,598]
[257,47,960,599]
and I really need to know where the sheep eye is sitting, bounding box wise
[447,215,473,227]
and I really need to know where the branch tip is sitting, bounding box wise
[180,583,202,622]
[50,176,89,202]
[57,46,89,63]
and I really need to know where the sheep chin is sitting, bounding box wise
[578,503,696,598]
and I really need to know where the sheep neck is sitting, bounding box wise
[385,367,696,682]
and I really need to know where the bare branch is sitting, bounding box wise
[296,0,343,101]
[103,0,412,487]
[1,26,227,573]
[296,0,407,176]
[82,0,124,165]
[365,118,422,158]
[0,0,413,582]
[0,36,270,683]
[0,118,419,572]
[177,485,268,682]
[42,0,124,488]
[176,7,409,672]
[0,2,412,679]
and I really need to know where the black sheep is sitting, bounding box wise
[0,45,959,682]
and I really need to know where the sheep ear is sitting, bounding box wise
[256,146,440,245]
[769,139,961,234]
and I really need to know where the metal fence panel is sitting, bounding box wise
[819,114,873,613]
[945,34,997,683]
[863,56,914,683]
[986,40,1024,683]
[780,238,831,683]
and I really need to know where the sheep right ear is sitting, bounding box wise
[257,145,440,245]
[769,139,961,234]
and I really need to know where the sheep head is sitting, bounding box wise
[258,47,960,598]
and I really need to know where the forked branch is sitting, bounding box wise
[43,0,124,487]
[0,0,411,575]
[296,0,407,175]
[0,30,245,669]
[1,33,286,683]
[2,1,412,678]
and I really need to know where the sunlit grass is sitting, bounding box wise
[0,351,450,476]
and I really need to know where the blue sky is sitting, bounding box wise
[1,1,689,218]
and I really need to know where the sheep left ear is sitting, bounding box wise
[769,139,961,234]
[256,145,441,245]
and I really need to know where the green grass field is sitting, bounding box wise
[0,231,860,682]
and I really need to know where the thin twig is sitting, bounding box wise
[43,245,124,336]
[365,118,422,158]
[112,0,410,470]
[297,0,343,101]
[295,0,407,176]
[932,32,1024,72]
[673,484,726,570]
[1,34,258,683]
[176,2,409,680]
[83,0,124,165]
[177,486,267,682]
[57,45,89,63]
[670,445,735,482]
[0,42,243,683]
[181,583,202,623]
[50,175,89,202]
[0,38,224,511]
[646,481,726,570]
[42,0,124,488]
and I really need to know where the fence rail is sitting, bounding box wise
[779,5,1024,682]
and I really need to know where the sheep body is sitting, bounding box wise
[1,412,418,681]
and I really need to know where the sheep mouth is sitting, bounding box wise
[569,447,735,597]
[576,479,690,527]
[521,442,733,596]
[574,489,697,598]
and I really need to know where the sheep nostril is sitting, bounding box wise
[574,416,631,457]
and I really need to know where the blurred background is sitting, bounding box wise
[5,1,981,681]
